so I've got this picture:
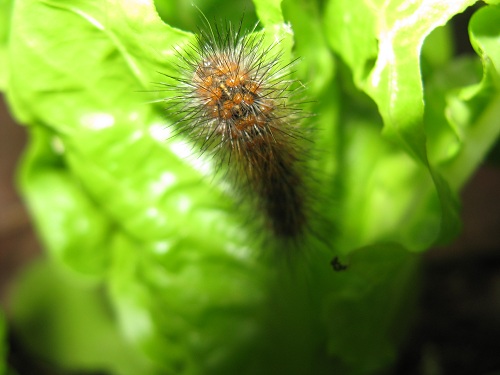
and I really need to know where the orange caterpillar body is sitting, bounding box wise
[161,20,312,243]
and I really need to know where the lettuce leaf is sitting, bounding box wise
[1,0,499,374]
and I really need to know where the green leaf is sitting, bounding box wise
[337,119,445,251]
[362,0,476,157]
[9,259,157,375]
[0,0,13,90]
[324,0,378,88]
[6,0,191,123]
[283,0,339,178]
[326,0,476,158]
[3,0,500,374]
[9,0,243,269]
[439,4,500,189]
[7,0,293,373]
[254,0,284,26]
[107,233,270,375]
[325,0,487,251]
[0,309,6,375]
[324,244,419,375]
[18,127,112,276]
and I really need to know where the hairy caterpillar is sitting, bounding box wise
[159,18,318,247]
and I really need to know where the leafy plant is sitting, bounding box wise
[0,310,6,375]
[1,0,499,374]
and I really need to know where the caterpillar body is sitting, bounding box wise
[160,19,315,247]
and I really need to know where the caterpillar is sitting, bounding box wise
[159,18,315,247]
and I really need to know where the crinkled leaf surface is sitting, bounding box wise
[6,0,272,372]
[2,0,500,374]
[325,0,495,252]
[441,4,500,189]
